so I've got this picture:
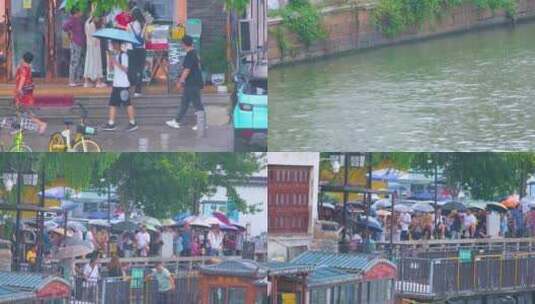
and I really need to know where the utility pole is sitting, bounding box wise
[36,161,45,272]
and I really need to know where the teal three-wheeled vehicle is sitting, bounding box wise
[232,72,267,151]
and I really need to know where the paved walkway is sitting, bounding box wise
[0,93,236,152]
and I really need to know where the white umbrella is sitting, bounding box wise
[135,216,161,227]
[54,238,93,259]
[88,219,111,228]
[190,216,211,228]
[412,203,434,213]
[372,199,391,210]
[67,221,87,232]
[394,204,409,213]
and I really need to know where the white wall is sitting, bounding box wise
[201,183,267,237]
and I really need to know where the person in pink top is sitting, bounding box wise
[63,8,86,87]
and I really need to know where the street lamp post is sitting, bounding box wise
[36,161,46,272]
[8,155,38,271]
[101,178,112,257]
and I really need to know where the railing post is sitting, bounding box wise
[428,259,434,295]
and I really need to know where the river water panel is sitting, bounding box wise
[269,21,535,151]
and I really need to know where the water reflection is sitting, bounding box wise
[269,22,535,151]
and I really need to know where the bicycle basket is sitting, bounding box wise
[19,117,39,132]
[77,125,96,136]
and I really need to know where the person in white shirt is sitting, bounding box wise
[135,226,151,257]
[161,227,175,258]
[400,212,411,241]
[82,256,100,301]
[464,210,477,237]
[207,224,224,256]
[101,40,138,132]
[83,257,100,283]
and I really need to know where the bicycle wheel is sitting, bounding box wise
[48,132,67,152]
[9,144,31,152]
[72,139,101,152]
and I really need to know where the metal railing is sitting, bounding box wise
[378,237,535,259]
[396,252,535,299]
[70,272,199,304]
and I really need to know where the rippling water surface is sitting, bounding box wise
[269,22,535,151]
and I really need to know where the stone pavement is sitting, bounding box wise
[0,94,237,152]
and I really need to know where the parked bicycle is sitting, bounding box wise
[0,104,35,152]
[48,103,101,152]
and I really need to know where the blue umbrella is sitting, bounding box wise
[88,211,107,220]
[354,217,383,232]
[93,28,140,44]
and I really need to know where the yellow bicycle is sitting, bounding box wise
[48,103,101,152]
[0,103,34,152]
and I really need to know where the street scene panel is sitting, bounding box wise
[0,152,267,303]
[0,0,267,152]
[268,0,535,151]
[267,152,535,304]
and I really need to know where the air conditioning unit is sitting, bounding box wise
[239,19,252,53]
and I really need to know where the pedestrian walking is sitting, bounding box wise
[127,8,147,97]
[84,15,106,88]
[147,262,174,304]
[101,40,138,132]
[399,212,411,241]
[63,8,85,87]
[13,52,47,134]
[166,35,205,130]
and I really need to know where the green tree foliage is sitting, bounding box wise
[372,0,517,38]
[403,153,535,200]
[223,0,251,14]
[0,153,117,191]
[320,152,535,201]
[0,153,263,219]
[65,0,128,16]
[281,0,326,47]
[102,153,263,218]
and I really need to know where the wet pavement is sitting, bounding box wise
[0,94,235,152]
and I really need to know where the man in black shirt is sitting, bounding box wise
[166,35,205,130]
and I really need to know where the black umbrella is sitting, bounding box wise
[352,217,383,233]
[442,201,467,213]
[486,202,508,213]
[112,221,139,232]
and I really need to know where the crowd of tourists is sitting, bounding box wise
[371,203,535,242]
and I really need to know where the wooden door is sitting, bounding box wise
[268,165,311,234]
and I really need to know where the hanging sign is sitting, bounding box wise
[23,0,32,9]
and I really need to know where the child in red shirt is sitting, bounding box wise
[14,52,47,134]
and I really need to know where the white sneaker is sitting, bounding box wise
[69,83,78,87]
[166,120,180,129]
[192,125,198,131]
[134,93,142,98]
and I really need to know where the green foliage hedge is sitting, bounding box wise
[281,0,327,47]
[372,0,517,37]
